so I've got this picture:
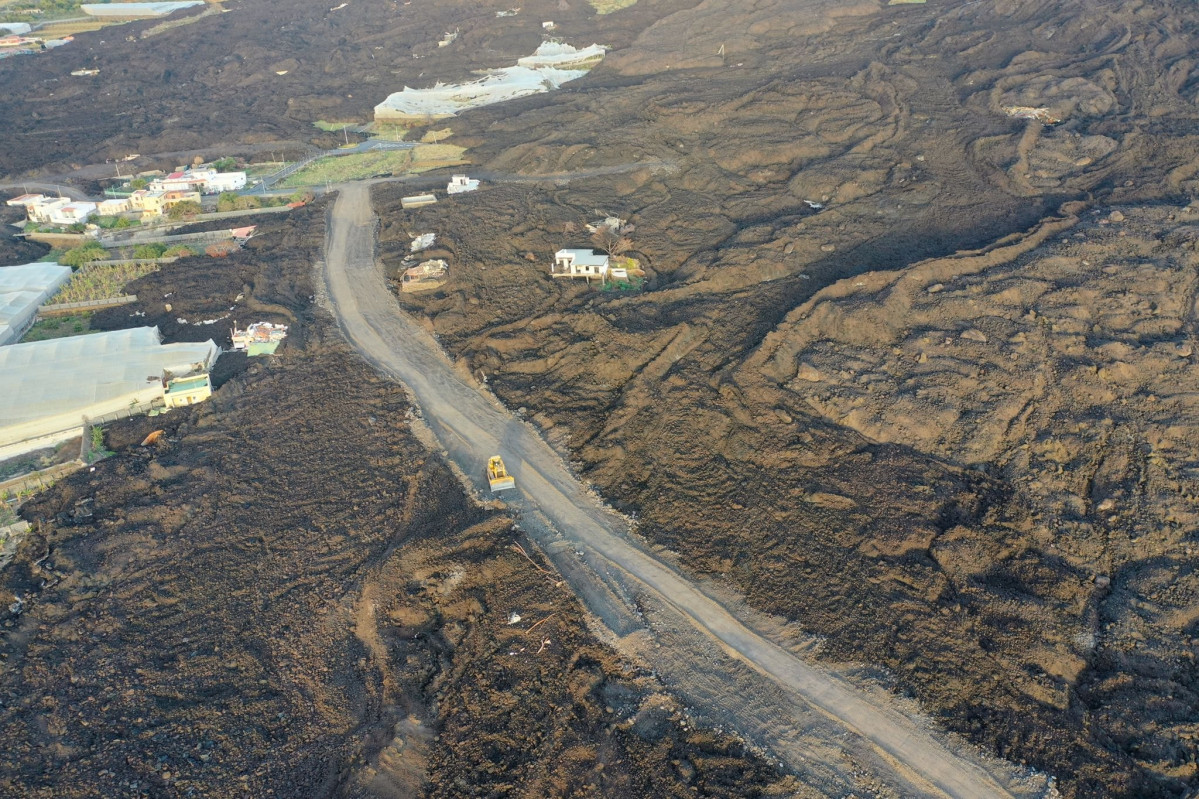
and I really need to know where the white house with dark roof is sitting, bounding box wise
[551,248,609,280]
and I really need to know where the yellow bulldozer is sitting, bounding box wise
[487,455,515,492]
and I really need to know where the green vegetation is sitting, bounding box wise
[60,241,107,268]
[51,260,159,303]
[132,243,166,260]
[277,146,466,188]
[603,276,645,291]
[93,215,136,230]
[167,200,202,220]
[162,245,196,258]
[219,192,299,211]
[212,157,238,171]
[21,313,93,342]
[1,0,82,19]
[363,122,408,141]
[85,425,114,464]
[313,120,360,132]
[128,177,148,190]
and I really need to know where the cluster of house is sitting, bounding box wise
[6,168,249,227]
[7,191,199,225]
[6,195,99,226]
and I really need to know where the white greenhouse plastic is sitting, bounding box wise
[0,327,218,456]
[0,262,71,346]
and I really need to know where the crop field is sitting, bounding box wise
[278,145,465,188]
[51,261,159,304]
[21,312,92,342]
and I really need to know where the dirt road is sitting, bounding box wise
[320,183,1049,799]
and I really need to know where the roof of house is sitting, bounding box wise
[165,373,211,393]
[555,248,609,266]
[6,194,45,206]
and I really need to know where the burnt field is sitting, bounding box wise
[0,208,788,797]
[370,0,1199,795]
[0,0,680,177]
[1,0,1199,795]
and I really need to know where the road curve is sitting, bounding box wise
[320,182,1040,799]
[0,181,94,201]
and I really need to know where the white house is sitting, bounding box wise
[149,171,200,193]
[48,202,98,225]
[551,248,609,280]
[26,198,71,224]
[147,168,246,194]
[447,175,480,194]
[205,171,247,193]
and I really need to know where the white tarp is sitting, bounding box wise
[0,262,71,346]
[375,42,605,119]
[80,1,203,16]
[0,326,218,454]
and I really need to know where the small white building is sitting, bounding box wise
[447,175,480,194]
[49,202,99,225]
[149,171,199,193]
[26,198,71,224]
[205,171,247,193]
[551,248,609,280]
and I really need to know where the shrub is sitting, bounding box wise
[132,243,167,260]
[162,245,196,258]
[234,195,261,211]
[216,191,240,212]
[60,243,108,268]
[213,157,238,172]
[128,178,148,190]
[94,215,136,230]
[167,200,202,220]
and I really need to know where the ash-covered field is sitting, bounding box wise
[2,0,1199,795]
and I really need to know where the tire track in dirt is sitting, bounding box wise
[320,182,1050,799]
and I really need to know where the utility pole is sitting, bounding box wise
[343,125,350,146]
